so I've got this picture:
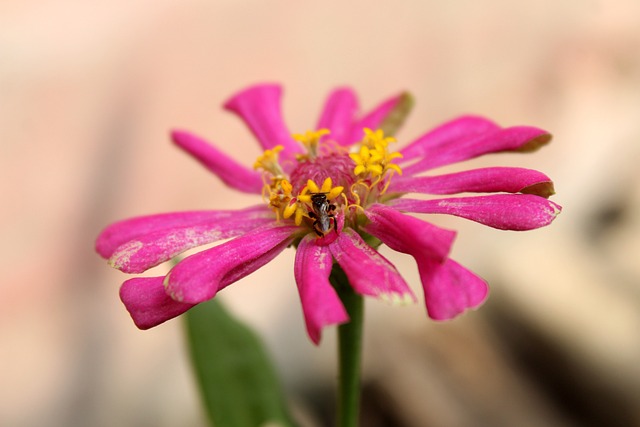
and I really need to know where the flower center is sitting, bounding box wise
[289,153,356,195]
[254,128,403,238]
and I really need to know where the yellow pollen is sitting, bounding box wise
[362,127,396,149]
[282,198,298,219]
[350,128,403,183]
[255,131,408,236]
[262,178,296,221]
[254,145,285,177]
[292,129,330,158]
[306,179,321,194]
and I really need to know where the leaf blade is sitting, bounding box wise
[185,299,297,427]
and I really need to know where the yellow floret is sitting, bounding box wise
[327,186,344,200]
[362,128,396,149]
[306,179,320,194]
[254,145,285,177]
[292,129,330,158]
[320,177,333,193]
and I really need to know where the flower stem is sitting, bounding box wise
[330,265,364,427]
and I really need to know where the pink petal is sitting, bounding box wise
[315,88,359,146]
[391,194,562,231]
[346,93,405,144]
[164,225,298,304]
[390,167,555,198]
[223,84,302,161]
[120,277,195,329]
[329,229,416,302]
[171,130,264,194]
[361,206,486,319]
[402,126,552,175]
[96,205,270,258]
[96,206,274,273]
[362,204,456,262]
[400,115,500,161]
[294,234,349,345]
[419,258,489,320]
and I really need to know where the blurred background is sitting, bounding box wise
[2,1,639,426]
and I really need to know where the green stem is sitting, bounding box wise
[330,265,364,427]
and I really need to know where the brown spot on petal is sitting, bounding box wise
[521,181,555,198]
[517,133,552,152]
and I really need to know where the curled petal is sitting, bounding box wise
[294,235,349,345]
[316,88,359,146]
[164,225,298,304]
[120,277,195,329]
[420,258,489,320]
[97,206,274,273]
[391,194,562,231]
[363,204,456,262]
[390,167,555,198]
[400,115,500,161]
[223,84,302,161]
[329,229,416,303]
[402,126,552,175]
[363,205,486,319]
[171,130,264,194]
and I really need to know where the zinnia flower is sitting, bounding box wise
[96,84,561,344]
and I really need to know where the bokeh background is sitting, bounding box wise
[2,1,639,426]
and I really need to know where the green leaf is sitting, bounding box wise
[185,299,298,427]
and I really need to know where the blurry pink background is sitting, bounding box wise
[2,1,639,426]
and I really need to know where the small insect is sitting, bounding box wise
[308,192,337,237]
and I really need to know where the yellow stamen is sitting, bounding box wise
[280,179,293,194]
[327,186,344,200]
[254,145,286,179]
[294,207,305,225]
[261,178,297,221]
[385,163,403,176]
[306,179,320,193]
[362,128,396,149]
[320,177,333,193]
[350,128,403,183]
[292,129,330,158]
[368,164,383,177]
[297,188,312,203]
[283,199,297,218]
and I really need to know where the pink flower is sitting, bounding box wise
[96,84,561,344]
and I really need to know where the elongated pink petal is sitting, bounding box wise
[346,93,404,144]
[96,205,273,260]
[171,130,263,194]
[419,258,488,320]
[120,277,195,329]
[402,126,552,175]
[391,194,562,230]
[316,88,359,146]
[400,115,500,161]
[294,235,349,345]
[363,204,456,262]
[223,84,302,160]
[96,205,270,258]
[390,167,555,198]
[164,225,298,304]
[104,207,274,273]
[329,229,416,303]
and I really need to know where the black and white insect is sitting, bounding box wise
[308,193,337,237]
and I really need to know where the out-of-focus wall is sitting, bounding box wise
[1,1,639,426]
